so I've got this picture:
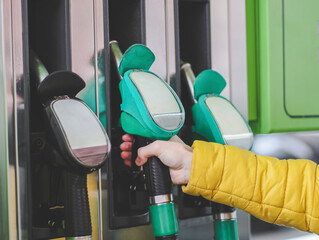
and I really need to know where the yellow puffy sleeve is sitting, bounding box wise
[182,140,319,234]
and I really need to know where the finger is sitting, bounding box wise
[120,142,133,151]
[121,151,132,161]
[122,134,134,142]
[135,156,146,166]
[169,135,183,144]
[169,135,193,152]
[124,159,132,167]
[135,141,164,166]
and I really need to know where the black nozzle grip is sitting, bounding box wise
[143,155,172,196]
[64,171,92,238]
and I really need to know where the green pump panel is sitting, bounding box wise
[247,0,319,133]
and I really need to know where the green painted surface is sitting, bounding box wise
[247,0,319,133]
[246,0,258,122]
[0,10,10,237]
[284,0,319,116]
[150,203,178,237]
[0,75,9,239]
[214,220,239,240]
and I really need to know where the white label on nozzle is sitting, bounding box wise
[205,96,253,150]
[52,99,108,166]
[130,71,181,115]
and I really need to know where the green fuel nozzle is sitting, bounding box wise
[111,41,184,239]
[181,62,254,240]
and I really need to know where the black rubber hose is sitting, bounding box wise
[212,202,235,214]
[143,155,172,196]
[133,137,172,197]
[136,137,177,239]
[63,171,92,238]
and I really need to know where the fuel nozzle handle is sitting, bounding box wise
[144,157,172,197]
[139,138,178,240]
[63,171,92,239]
[38,71,109,239]
[181,62,240,239]
[113,42,182,239]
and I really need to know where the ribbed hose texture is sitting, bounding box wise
[144,156,172,196]
[64,171,92,237]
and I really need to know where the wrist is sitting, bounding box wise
[182,150,193,183]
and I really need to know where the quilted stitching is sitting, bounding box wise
[183,141,319,234]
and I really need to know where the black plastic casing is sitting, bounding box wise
[43,100,108,173]
[138,137,172,197]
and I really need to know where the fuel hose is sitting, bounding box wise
[139,137,178,240]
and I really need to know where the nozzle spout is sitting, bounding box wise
[29,49,49,87]
[109,40,123,69]
[181,62,196,104]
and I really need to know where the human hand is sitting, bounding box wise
[120,134,133,167]
[135,136,193,185]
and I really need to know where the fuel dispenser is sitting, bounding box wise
[28,0,108,238]
[181,62,254,240]
[176,0,217,223]
[110,41,184,239]
[39,72,110,239]
[1,0,252,239]
[107,1,152,232]
[29,53,110,239]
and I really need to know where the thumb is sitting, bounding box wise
[135,141,164,166]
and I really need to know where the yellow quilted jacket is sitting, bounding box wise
[182,140,319,234]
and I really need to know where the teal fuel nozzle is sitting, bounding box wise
[110,41,184,239]
[181,62,253,150]
[181,62,254,240]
